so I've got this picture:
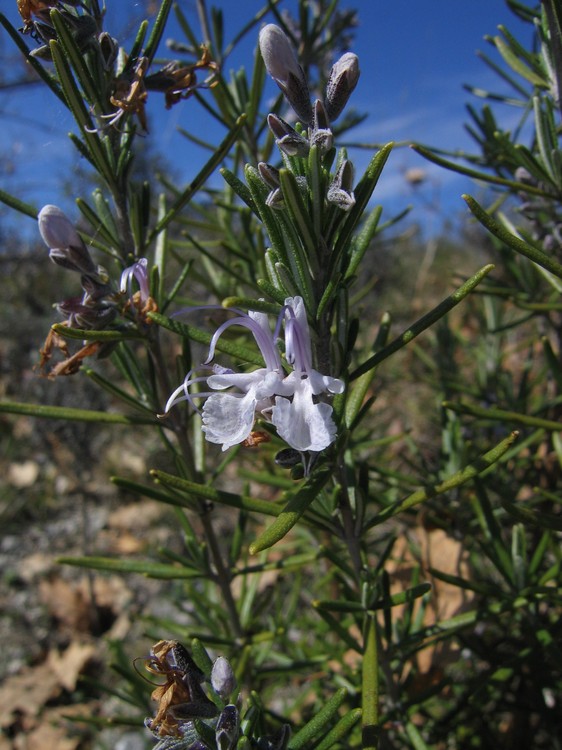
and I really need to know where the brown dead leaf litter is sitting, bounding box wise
[0,456,178,750]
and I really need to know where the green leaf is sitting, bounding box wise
[222,297,281,315]
[404,720,431,750]
[220,167,259,215]
[494,31,547,87]
[345,204,383,280]
[287,688,348,749]
[442,400,562,432]
[57,556,200,578]
[351,265,495,380]
[249,467,332,554]
[371,583,432,610]
[463,195,562,279]
[0,12,65,105]
[332,143,393,259]
[149,115,247,240]
[84,369,155,414]
[51,324,143,342]
[344,312,390,428]
[148,311,265,366]
[0,400,156,424]
[501,499,562,531]
[411,144,552,197]
[313,709,362,750]
[76,197,120,251]
[143,0,173,62]
[278,168,317,259]
[312,605,363,653]
[49,40,116,188]
[50,9,104,111]
[0,188,37,220]
[368,431,520,526]
[362,615,379,750]
[150,470,282,517]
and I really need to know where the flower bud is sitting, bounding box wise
[216,705,239,750]
[57,297,116,330]
[38,205,97,275]
[259,24,313,124]
[324,52,360,121]
[267,114,310,157]
[310,100,333,152]
[258,162,281,190]
[211,656,237,699]
[327,159,355,211]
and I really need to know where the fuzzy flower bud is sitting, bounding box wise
[38,205,97,275]
[258,162,281,190]
[324,52,360,121]
[259,24,313,124]
[216,705,239,750]
[211,656,237,700]
[310,99,333,152]
[327,159,355,211]
[267,114,310,157]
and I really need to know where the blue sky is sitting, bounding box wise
[0,1,533,238]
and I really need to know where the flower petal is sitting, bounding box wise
[202,390,258,451]
[271,380,337,452]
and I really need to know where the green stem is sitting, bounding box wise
[148,331,243,637]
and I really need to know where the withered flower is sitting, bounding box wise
[145,46,219,109]
[107,56,149,132]
[17,0,56,30]
[142,640,217,738]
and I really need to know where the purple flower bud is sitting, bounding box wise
[258,162,281,190]
[267,114,310,157]
[259,24,313,124]
[38,205,97,275]
[216,705,239,750]
[324,52,360,121]
[57,297,116,330]
[327,159,355,211]
[211,656,237,699]
[310,100,333,152]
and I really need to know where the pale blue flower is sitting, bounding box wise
[164,298,344,454]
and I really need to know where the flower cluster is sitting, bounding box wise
[164,297,344,455]
[257,24,359,211]
[38,205,115,330]
[259,23,359,150]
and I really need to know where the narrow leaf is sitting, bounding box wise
[463,194,562,278]
[314,708,362,750]
[150,470,282,517]
[362,615,379,750]
[149,115,247,239]
[148,311,264,366]
[412,144,551,197]
[51,324,143,341]
[287,688,347,749]
[351,265,494,380]
[0,400,156,424]
[443,400,562,432]
[249,467,332,554]
[58,556,200,578]
[369,432,519,526]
